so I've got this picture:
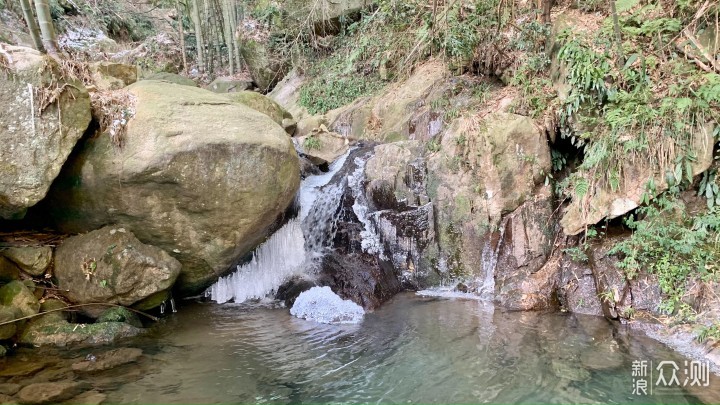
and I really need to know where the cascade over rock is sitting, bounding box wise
[45,80,300,295]
[0,45,91,219]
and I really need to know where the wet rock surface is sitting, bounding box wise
[17,381,87,404]
[71,347,143,373]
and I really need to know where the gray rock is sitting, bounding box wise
[54,226,180,314]
[1,246,52,276]
[0,45,91,219]
[0,306,18,340]
[0,281,39,318]
[207,77,252,93]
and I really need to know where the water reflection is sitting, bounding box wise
[3,294,719,404]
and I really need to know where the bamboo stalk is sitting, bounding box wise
[190,0,205,73]
[33,0,59,56]
[19,0,44,52]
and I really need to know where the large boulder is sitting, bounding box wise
[208,77,252,93]
[284,0,373,32]
[141,72,196,87]
[54,226,181,313]
[0,45,91,218]
[45,81,300,294]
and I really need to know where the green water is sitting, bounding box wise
[3,293,719,404]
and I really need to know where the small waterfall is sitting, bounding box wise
[206,151,353,304]
[479,218,508,299]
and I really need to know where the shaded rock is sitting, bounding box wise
[63,390,106,405]
[0,306,18,340]
[0,45,91,219]
[45,81,300,295]
[0,257,20,284]
[0,359,47,377]
[1,247,52,276]
[296,132,349,164]
[558,257,603,316]
[96,307,142,328]
[267,68,309,120]
[207,77,252,93]
[17,381,86,405]
[226,90,292,127]
[494,189,559,310]
[276,276,317,307]
[239,37,288,92]
[19,318,142,347]
[561,123,715,235]
[88,62,137,91]
[71,347,142,372]
[0,393,16,404]
[282,118,297,136]
[141,72,196,87]
[0,281,39,318]
[0,383,20,396]
[318,253,402,310]
[54,226,180,315]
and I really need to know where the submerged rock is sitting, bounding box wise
[0,246,52,276]
[54,226,180,315]
[71,347,143,373]
[19,318,142,347]
[45,81,300,295]
[290,286,364,324]
[17,381,87,405]
[0,45,91,219]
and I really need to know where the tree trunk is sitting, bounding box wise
[19,0,44,52]
[190,0,205,73]
[222,0,234,75]
[610,0,625,68]
[33,0,59,55]
[176,0,188,74]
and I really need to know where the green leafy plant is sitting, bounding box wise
[303,136,322,151]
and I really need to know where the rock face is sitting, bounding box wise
[0,246,52,276]
[54,226,181,312]
[0,45,91,219]
[427,112,551,280]
[46,81,300,294]
[327,60,449,142]
[561,123,715,235]
[141,72,196,87]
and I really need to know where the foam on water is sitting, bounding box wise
[290,286,365,324]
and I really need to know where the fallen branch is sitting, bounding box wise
[0,302,160,327]
[683,28,720,73]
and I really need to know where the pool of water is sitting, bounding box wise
[3,293,720,404]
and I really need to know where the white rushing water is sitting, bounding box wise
[207,151,353,304]
[290,286,364,324]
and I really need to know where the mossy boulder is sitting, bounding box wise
[226,91,292,128]
[0,281,39,318]
[54,226,180,315]
[0,45,91,219]
[1,246,52,276]
[0,306,18,340]
[96,307,142,328]
[19,316,142,347]
[45,81,300,295]
[0,257,20,283]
